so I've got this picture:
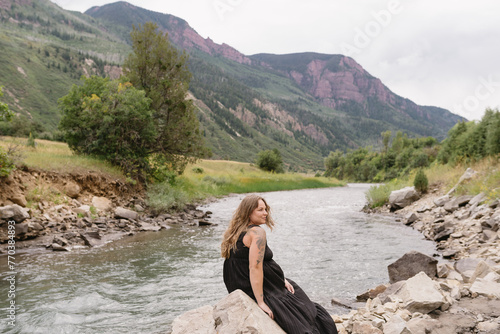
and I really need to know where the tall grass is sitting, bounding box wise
[146,160,344,212]
[0,136,125,178]
[365,156,500,208]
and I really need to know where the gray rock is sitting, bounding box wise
[114,207,138,220]
[51,243,69,251]
[389,187,419,210]
[172,289,286,334]
[433,195,450,207]
[352,321,383,334]
[391,272,445,313]
[15,222,29,236]
[388,251,438,283]
[171,305,214,334]
[455,258,483,283]
[382,314,411,334]
[0,204,30,222]
[404,212,419,225]
[469,192,487,206]
[434,228,454,242]
[470,278,500,298]
[80,232,102,247]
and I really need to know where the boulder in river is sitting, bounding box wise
[388,251,438,283]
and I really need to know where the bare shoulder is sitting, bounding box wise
[243,226,266,247]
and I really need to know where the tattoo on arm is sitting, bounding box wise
[250,228,266,265]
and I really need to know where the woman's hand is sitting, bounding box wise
[285,279,295,294]
[258,301,274,319]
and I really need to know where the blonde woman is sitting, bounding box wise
[221,195,338,334]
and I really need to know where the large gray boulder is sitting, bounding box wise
[114,207,138,220]
[388,251,438,283]
[92,196,112,212]
[389,187,419,210]
[0,204,30,223]
[171,289,286,334]
[389,272,445,314]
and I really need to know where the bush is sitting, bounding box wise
[256,148,284,173]
[0,147,15,177]
[414,169,429,193]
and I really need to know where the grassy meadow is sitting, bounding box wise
[0,136,344,212]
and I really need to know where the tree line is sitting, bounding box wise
[324,108,500,182]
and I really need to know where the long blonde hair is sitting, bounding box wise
[221,195,275,259]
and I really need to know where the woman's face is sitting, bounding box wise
[249,199,268,225]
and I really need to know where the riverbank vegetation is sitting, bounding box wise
[363,108,500,208]
[0,136,343,212]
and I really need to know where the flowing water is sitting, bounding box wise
[0,184,436,333]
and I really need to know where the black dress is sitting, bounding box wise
[223,227,338,334]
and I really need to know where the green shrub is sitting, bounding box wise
[256,148,284,173]
[0,147,15,177]
[192,167,204,174]
[414,169,429,193]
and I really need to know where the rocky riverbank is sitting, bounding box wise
[332,171,500,334]
[0,168,214,254]
[169,170,500,334]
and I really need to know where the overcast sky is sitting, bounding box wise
[52,0,500,121]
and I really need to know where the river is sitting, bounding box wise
[0,184,436,333]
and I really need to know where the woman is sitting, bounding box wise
[221,194,338,334]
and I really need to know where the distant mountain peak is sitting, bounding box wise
[85,1,252,65]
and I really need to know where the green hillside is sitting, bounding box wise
[0,0,464,172]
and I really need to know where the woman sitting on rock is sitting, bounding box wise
[221,194,338,334]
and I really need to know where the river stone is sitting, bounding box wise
[389,187,419,210]
[470,278,500,298]
[114,207,138,220]
[0,204,30,222]
[382,314,411,334]
[388,251,438,283]
[213,289,286,334]
[171,305,214,334]
[404,212,418,225]
[356,284,388,302]
[92,196,112,212]
[352,321,383,334]
[454,258,482,283]
[391,272,445,314]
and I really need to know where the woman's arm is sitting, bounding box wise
[247,227,274,319]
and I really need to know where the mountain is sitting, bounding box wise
[0,0,464,171]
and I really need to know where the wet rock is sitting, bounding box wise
[114,207,138,220]
[434,228,454,242]
[51,243,69,251]
[80,232,102,247]
[388,251,438,283]
[389,187,419,210]
[198,219,214,226]
[15,222,29,236]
